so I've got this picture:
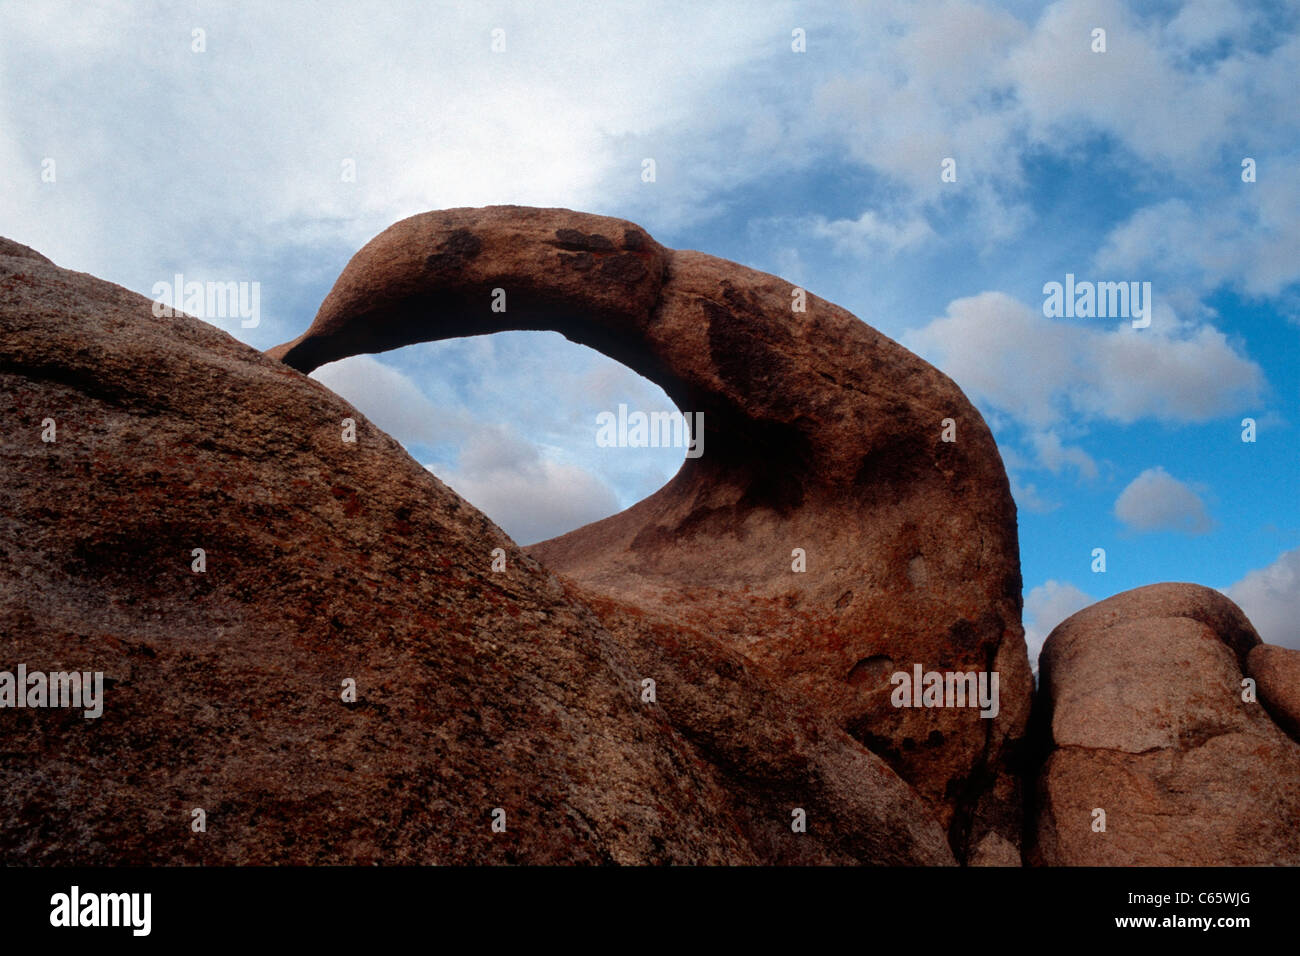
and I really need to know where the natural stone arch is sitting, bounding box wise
[269,204,1032,861]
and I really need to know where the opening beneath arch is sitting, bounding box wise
[310,330,688,545]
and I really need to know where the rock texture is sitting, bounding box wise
[1247,643,1300,742]
[268,205,1033,860]
[1029,583,1300,866]
[0,235,954,864]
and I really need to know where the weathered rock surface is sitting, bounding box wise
[268,205,1033,860]
[1248,643,1300,742]
[1029,583,1300,866]
[0,236,954,864]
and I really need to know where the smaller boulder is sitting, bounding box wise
[1029,583,1300,866]
[1247,644,1300,742]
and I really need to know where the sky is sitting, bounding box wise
[3,0,1297,663]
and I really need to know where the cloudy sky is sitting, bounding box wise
[4,0,1297,660]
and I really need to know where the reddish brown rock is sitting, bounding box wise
[1247,643,1300,741]
[0,238,953,864]
[1029,583,1300,866]
[268,205,1032,860]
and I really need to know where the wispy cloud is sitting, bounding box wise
[1114,466,1213,535]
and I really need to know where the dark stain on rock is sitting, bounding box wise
[424,229,483,272]
[704,298,795,403]
[946,617,979,651]
[557,252,595,271]
[552,228,616,253]
[598,253,648,284]
[854,440,924,492]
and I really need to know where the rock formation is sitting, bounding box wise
[268,205,1033,861]
[0,232,953,864]
[9,208,1286,868]
[1247,643,1300,742]
[1028,583,1300,866]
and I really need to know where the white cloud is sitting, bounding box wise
[1029,429,1098,481]
[904,292,1264,430]
[1024,579,1094,669]
[311,354,473,447]
[5,0,1295,308]
[808,0,1300,254]
[806,209,935,257]
[812,0,1028,202]
[0,1,832,293]
[1113,466,1212,535]
[1224,547,1300,650]
[904,292,1260,522]
[1165,0,1253,49]
[1007,0,1234,168]
[433,425,621,546]
[1095,174,1300,301]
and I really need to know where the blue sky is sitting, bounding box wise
[3,0,1297,661]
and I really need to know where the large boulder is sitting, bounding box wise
[268,205,1032,860]
[0,235,953,864]
[1029,583,1300,865]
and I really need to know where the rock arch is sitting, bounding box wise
[269,205,1032,861]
